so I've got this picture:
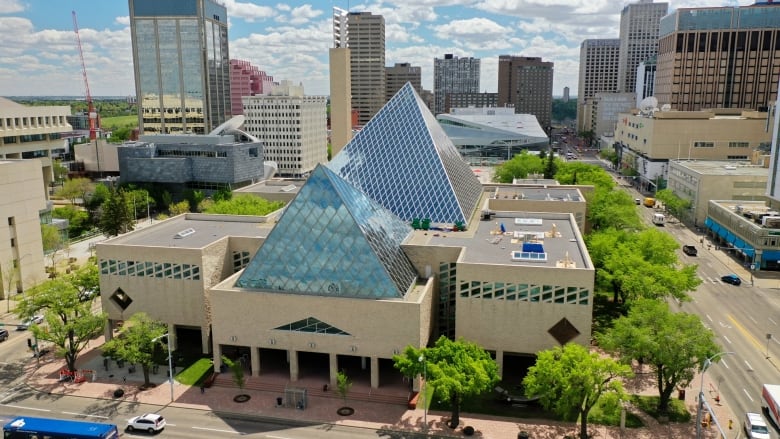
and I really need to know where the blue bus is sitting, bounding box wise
[3,416,119,439]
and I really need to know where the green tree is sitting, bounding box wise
[53,160,69,185]
[599,228,700,303]
[578,129,596,148]
[0,258,22,301]
[168,200,191,216]
[587,188,643,231]
[99,187,134,237]
[70,263,99,301]
[56,177,92,206]
[221,355,246,392]
[393,336,499,428]
[52,205,90,238]
[213,187,233,203]
[102,313,167,387]
[16,278,106,373]
[183,189,205,212]
[41,224,63,254]
[85,183,111,222]
[336,369,352,405]
[493,150,545,183]
[543,150,558,179]
[599,299,720,414]
[555,161,615,190]
[523,343,632,439]
[655,189,692,219]
[201,194,285,216]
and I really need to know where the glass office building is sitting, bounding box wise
[129,0,231,134]
[328,83,483,225]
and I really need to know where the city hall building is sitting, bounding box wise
[98,84,595,390]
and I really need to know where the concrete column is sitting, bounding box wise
[361,356,367,369]
[289,350,299,382]
[251,347,260,377]
[167,323,177,351]
[104,320,114,341]
[495,350,504,378]
[213,345,223,373]
[370,357,379,389]
[329,353,338,387]
[200,325,210,354]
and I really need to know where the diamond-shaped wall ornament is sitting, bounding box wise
[328,82,483,224]
[274,317,351,335]
[110,287,133,310]
[235,164,417,299]
[548,317,580,345]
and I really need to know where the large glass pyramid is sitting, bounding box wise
[328,82,483,224]
[235,164,418,299]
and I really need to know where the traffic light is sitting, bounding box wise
[27,338,32,348]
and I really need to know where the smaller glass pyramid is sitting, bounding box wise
[235,164,418,299]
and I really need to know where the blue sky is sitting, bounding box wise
[0,0,752,97]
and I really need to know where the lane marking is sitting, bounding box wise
[749,316,758,324]
[721,359,730,369]
[745,360,754,371]
[192,426,240,434]
[707,314,713,322]
[769,317,778,326]
[61,411,109,419]
[723,335,732,344]
[727,315,765,352]
[744,388,754,402]
[2,404,50,412]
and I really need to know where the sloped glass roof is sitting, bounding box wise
[235,165,417,299]
[328,82,483,224]
[274,317,351,335]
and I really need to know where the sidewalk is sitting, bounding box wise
[21,339,735,439]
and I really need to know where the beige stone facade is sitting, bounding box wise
[0,97,72,191]
[0,160,48,300]
[98,192,595,389]
[614,109,772,191]
[668,160,768,226]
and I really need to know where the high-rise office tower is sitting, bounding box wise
[331,8,385,127]
[229,59,274,116]
[243,81,328,178]
[497,56,554,130]
[129,0,231,134]
[386,63,422,102]
[656,3,780,112]
[433,54,481,115]
[635,58,656,107]
[617,0,668,95]
[577,39,620,131]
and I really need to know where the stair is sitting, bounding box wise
[212,375,409,405]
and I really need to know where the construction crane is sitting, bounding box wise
[72,10,99,141]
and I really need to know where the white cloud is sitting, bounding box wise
[223,0,277,22]
[0,0,25,14]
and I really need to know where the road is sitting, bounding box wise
[609,165,780,432]
[1,332,423,439]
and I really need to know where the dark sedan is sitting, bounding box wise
[721,274,742,286]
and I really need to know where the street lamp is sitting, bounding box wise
[418,354,427,431]
[152,333,174,402]
[696,352,735,439]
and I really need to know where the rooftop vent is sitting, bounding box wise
[174,228,196,239]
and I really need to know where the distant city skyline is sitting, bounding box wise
[0,0,754,97]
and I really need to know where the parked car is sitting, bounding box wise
[743,412,770,439]
[682,245,698,256]
[16,315,44,331]
[0,328,8,342]
[127,413,166,433]
[721,274,742,286]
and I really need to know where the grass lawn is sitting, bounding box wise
[175,358,213,386]
[101,115,137,128]
[631,395,691,423]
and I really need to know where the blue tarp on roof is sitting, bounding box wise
[704,217,713,227]
[522,242,545,253]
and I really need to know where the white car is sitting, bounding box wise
[16,315,44,331]
[127,413,166,433]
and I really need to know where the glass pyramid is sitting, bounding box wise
[235,164,417,299]
[328,82,483,224]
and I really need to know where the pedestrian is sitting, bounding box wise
[200,384,205,394]
[122,376,126,384]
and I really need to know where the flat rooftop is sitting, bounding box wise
[234,179,304,197]
[423,211,588,268]
[101,214,273,249]
[492,186,583,202]
[672,160,768,176]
